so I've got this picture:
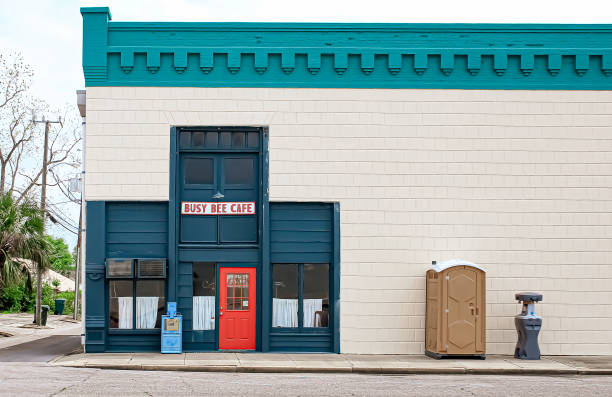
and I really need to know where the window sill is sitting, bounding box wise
[108,329,161,335]
[270,329,331,335]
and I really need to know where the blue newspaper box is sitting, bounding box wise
[161,302,182,354]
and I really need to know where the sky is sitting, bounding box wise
[0,0,610,248]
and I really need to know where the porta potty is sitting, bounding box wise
[425,259,486,359]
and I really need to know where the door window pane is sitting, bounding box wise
[109,280,133,329]
[224,158,254,185]
[272,264,298,327]
[226,273,249,311]
[193,262,216,330]
[303,264,329,328]
[184,158,213,185]
[136,280,165,329]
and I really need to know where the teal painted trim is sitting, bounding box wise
[168,127,178,303]
[261,127,271,352]
[85,201,106,352]
[81,8,612,89]
[332,202,341,354]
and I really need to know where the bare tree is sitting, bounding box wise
[0,52,36,196]
[0,51,82,204]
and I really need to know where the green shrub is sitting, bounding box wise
[0,283,33,312]
[1,280,78,315]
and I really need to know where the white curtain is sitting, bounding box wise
[136,296,159,329]
[118,297,133,329]
[193,296,215,330]
[272,298,298,327]
[303,299,323,328]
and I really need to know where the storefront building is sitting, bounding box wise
[81,7,612,355]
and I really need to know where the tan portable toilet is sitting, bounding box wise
[425,259,486,359]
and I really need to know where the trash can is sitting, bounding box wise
[33,305,51,326]
[514,292,543,360]
[54,299,66,315]
[425,259,486,359]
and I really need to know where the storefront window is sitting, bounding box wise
[272,263,329,329]
[135,280,165,329]
[303,264,329,328]
[109,280,133,329]
[193,262,216,330]
[272,264,298,327]
[107,258,167,330]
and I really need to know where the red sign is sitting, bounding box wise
[181,201,256,215]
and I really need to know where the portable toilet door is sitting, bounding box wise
[426,260,486,358]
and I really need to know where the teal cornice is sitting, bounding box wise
[81,7,612,89]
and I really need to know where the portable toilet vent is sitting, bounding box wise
[425,259,486,359]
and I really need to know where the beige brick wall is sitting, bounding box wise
[86,87,612,355]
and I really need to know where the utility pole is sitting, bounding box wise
[32,114,63,326]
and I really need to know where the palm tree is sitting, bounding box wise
[0,193,50,325]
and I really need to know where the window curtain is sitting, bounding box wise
[272,298,298,327]
[303,299,323,327]
[136,296,159,329]
[118,296,133,329]
[193,296,215,330]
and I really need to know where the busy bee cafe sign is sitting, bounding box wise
[181,201,256,215]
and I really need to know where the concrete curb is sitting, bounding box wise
[53,362,612,375]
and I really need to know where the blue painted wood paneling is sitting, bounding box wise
[269,202,335,352]
[270,203,333,263]
[106,202,168,258]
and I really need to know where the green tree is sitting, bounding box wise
[0,193,50,324]
[45,236,74,277]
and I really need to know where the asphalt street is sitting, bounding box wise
[0,335,81,362]
[0,363,611,397]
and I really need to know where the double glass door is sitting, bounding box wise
[179,153,258,244]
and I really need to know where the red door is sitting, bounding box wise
[219,267,256,350]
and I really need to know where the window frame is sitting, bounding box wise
[106,257,168,333]
[271,263,331,333]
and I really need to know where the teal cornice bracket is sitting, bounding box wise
[603,54,612,76]
[199,50,214,74]
[388,52,402,75]
[575,54,590,76]
[548,54,562,76]
[307,52,321,75]
[520,53,535,76]
[334,52,348,75]
[81,9,612,89]
[227,51,241,74]
[413,52,427,76]
[81,7,111,84]
[254,51,269,74]
[360,52,375,75]
[440,52,455,76]
[467,53,481,75]
[146,50,161,74]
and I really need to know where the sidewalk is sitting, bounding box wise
[51,352,612,375]
[0,313,81,350]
